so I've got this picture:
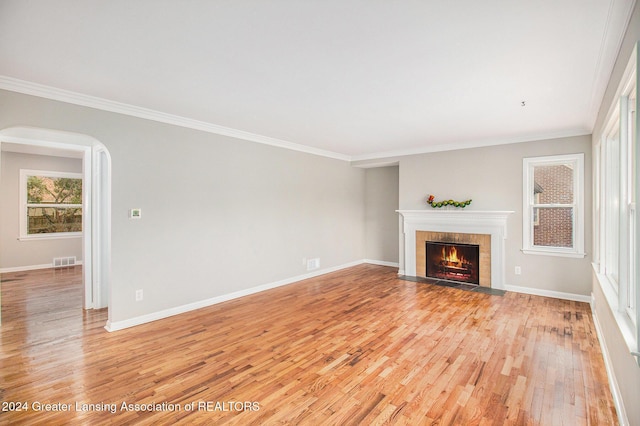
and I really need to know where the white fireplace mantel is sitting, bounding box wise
[396,210,514,289]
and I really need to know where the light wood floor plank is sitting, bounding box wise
[0,264,617,425]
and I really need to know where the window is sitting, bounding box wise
[603,122,621,292]
[20,170,83,239]
[522,153,585,257]
[594,43,638,357]
[628,84,637,325]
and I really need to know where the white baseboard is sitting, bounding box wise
[591,302,629,426]
[105,259,366,332]
[504,284,591,303]
[364,259,400,268]
[1,261,83,274]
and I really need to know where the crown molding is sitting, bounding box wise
[0,76,351,162]
[0,76,597,166]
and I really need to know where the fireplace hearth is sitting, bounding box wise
[426,241,480,285]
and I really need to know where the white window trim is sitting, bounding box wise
[19,169,83,240]
[522,153,585,258]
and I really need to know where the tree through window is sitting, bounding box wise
[21,170,83,237]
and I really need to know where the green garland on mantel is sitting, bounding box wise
[427,194,472,208]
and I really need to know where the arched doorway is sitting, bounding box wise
[0,126,111,325]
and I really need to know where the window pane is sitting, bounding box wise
[629,89,636,312]
[27,207,82,234]
[631,93,637,204]
[27,176,82,204]
[533,164,574,204]
[533,207,573,248]
[630,207,636,314]
[605,129,620,288]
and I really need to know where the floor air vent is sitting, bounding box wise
[53,256,77,268]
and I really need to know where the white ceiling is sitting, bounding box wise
[0,1,636,161]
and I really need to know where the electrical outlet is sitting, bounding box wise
[515,266,521,275]
[135,289,143,301]
[306,258,320,271]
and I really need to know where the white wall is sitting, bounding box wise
[590,1,640,424]
[0,90,366,324]
[0,151,83,270]
[364,166,399,264]
[399,135,593,297]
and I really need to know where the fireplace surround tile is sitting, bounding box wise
[417,231,490,287]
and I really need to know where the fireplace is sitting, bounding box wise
[397,210,514,289]
[426,241,480,285]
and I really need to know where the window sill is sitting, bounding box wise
[592,263,639,360]
[19,233,82,241]
[521,248,587,258]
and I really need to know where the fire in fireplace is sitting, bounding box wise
[425,241,480,285]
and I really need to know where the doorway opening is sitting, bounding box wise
[0,127,111,326]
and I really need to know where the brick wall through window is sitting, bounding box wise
[533,164,574,248]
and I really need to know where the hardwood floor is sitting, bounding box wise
[0,264,617,425]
